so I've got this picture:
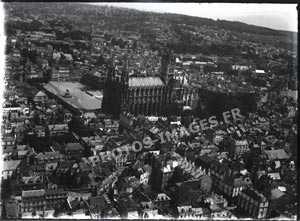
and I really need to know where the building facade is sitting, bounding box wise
[237,188,269,219]
[102,51,193,117]
[210,160,252,202]
[45,189,68,211]
[20,189,46,214]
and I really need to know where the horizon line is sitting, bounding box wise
[86,3,298,33]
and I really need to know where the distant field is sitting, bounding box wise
[235,32,296,50]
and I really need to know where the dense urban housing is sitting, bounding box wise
[1,2,297,220]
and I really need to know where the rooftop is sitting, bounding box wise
[89,196,106,209]
[129,77,164,87]
[35,91,46,97]
[22,189,46,198]
[2,160,21,171]
[48,124,68,131]
[44,81,102,111]
[37,151,64,160]
[21,175,43,184]
[270,188,285,200]
[65,142,84,151]
[242,188,267,202]
[264,149,289,160]
[45,188,67,195]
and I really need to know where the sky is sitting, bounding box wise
[91,3,298,32]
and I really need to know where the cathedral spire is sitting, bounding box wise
[123,53,128,73]
[109,50,116,79]
[121,54,129,84]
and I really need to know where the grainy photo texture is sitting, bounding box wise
[0,2,298,220]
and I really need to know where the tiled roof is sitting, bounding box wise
[268,172,281,180]
[141,201,156,210]
[22,189,46,198]
[232,177,247,188]
[2,160,21,171]
[46,108,53,113]
[17,145,28,151]
[89,196,106,208]
[18,150,28,157]
[58,160,73,169]
[168,76,188,88]
[45,188,67,195]
[102,171,119,186]
[2,136,15,142]
[65,142,84,151]
[155,193,170,201]
[129,77,164,87]
[48,124,68,131]
[142,164,151,172]
[264,149,289,160]
[235,140,248,146]
[64,54,73,61]
[270,188,285,200]
[46,162,58,171]
[79,162,91,170]
[83,112,97,119]
[242,188,267,202]
[34,125,46,130]
[21,175,43,184]
[51,142,63,152]
[37,151,64,160]
[3,145,15,153]
[35,91,46,97]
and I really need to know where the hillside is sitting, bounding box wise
[5,2,297,53]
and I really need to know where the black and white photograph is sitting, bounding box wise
[0,2,298,219]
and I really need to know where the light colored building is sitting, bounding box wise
[231,140,249,159]
[20,189,46,215]
[2,160,21,180]
[48,124,69,137]
[33,91,47,106]
[210,160,252,200]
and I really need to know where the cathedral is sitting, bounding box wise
[102,50,197,117]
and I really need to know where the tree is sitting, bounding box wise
[53,205,60,217]
[96,55,106,66]
[1,177,12,199]
[242,151,255,171]
[32,211,36,217]
[70,29,90,41]
[30,20,43,30]
[256,175,272,192]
